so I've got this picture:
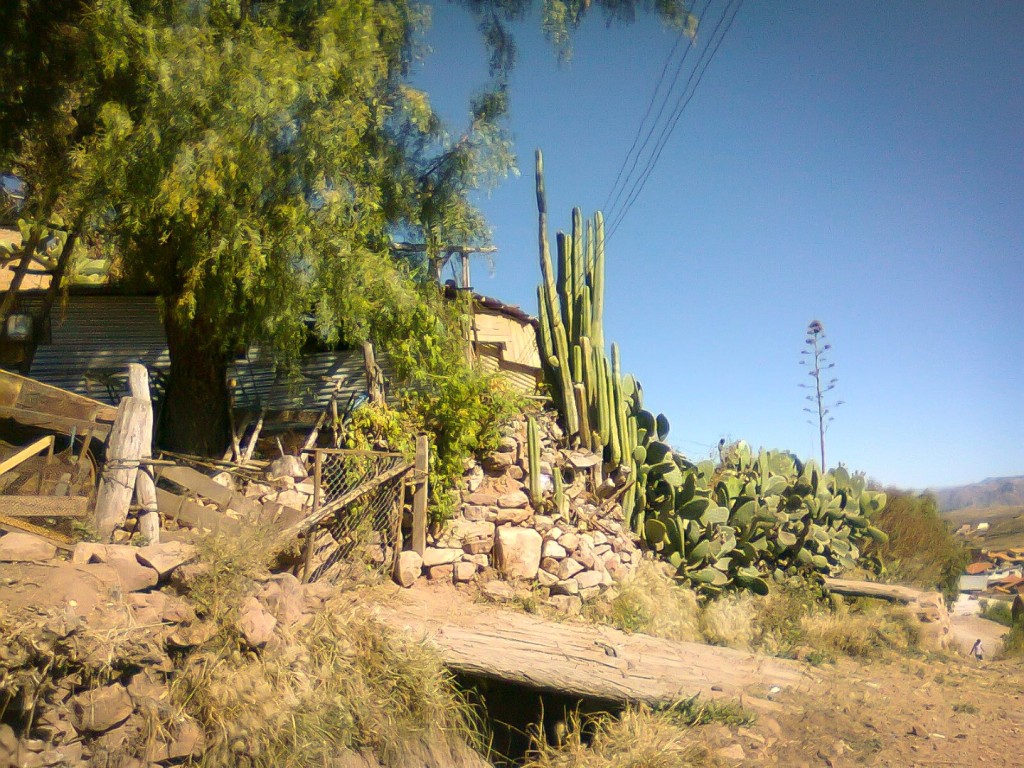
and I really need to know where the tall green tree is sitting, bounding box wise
[2,0,695,454]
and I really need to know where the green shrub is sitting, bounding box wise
[864,491,968,601]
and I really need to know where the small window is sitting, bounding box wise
[5,313,32,341]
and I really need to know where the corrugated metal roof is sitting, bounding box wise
[30,295,169,402]
[229,349,396,412]
[27,294,392,411]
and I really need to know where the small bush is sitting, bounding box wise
[866,491,969,601]
[1002,623,1024,657]
[699,592,758,650]
[800,597,921,658]
[979,598,1014,627]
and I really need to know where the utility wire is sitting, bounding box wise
[602,0,712,219]
[607,0,744,240]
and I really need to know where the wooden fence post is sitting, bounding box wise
[412,434,428,556]
[362,341,385,406]
[94,396,149,541]
[128,363,159,543]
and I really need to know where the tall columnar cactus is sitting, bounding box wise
[527,416,542,507]
[534,149,675,539]
[534,150,886,595]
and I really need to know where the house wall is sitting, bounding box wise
[471,310,541,370]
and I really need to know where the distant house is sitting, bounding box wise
[959,574,989,593]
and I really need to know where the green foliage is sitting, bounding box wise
[864,491,969,601]
[345,290,525,525]
[978,599,1014,628]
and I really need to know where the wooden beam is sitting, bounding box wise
[0,514,74,551]
[381,591,814,707]
[128,364,159,543]
[155,487,241,535]
[156,464,261,518]
[94,397,149,540]
[822,577,927,604]
[0,369,118,424]
[0,405,112,440]
[411,434,428,556]
[0,435,54,477]
[0,495,88,517]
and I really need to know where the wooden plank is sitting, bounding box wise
[381,590,814,708]
[0,435,53,476]
[0,495,88,517]
[412,434,429,556]
[0,514,74,551]
[0,369,118,423]
[156,464,261,517]
[155,487,241,535]
[0,405,112,440]
[94,397,149,540]
[128,363,159,544]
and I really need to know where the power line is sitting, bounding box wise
[606,0,745,240]
[602,0,711,219]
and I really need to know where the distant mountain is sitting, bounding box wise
[930,476,1024,513]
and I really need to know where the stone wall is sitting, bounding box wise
[398,412,642,613]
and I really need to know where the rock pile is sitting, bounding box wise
[408,413,642,611]
[0,532,335,767]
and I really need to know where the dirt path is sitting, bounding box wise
[950,611,1007,658]
[384,582,1024,766]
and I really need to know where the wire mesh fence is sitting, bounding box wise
[303,449,413,583]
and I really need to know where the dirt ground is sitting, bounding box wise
[399,580,1024,767]
[3,564,1022,767]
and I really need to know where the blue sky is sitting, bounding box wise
[413,0,1023,490]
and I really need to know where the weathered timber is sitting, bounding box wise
[381,591,814,707]
[94,397,149,540]
[0,513,74,550]
[154,488,241,535]
[362,341,385,406]
[0,495,88,517]
[0,436,54,476]
[0,370,117,437]
[128,364,159,543]
[823,577,926,604]
[411,434,428,556]
[156,465,261,518]
[242,408,266,464]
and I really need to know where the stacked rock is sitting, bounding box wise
[405,412,642,609]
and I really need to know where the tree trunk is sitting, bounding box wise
[159,309,231,455]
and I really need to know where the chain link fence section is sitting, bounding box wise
[303,449,412,583]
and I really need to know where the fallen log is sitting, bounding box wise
[822,577,925,603]
[380,590,814,708]
[823,577,955,651]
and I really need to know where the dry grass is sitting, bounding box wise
[799,598,921,659]
[521,706,720,768]
[171,592,485,767]
[168,528,485,767]
[583,560,701,642]
[699,592,758,650]
[584,564,923,663]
